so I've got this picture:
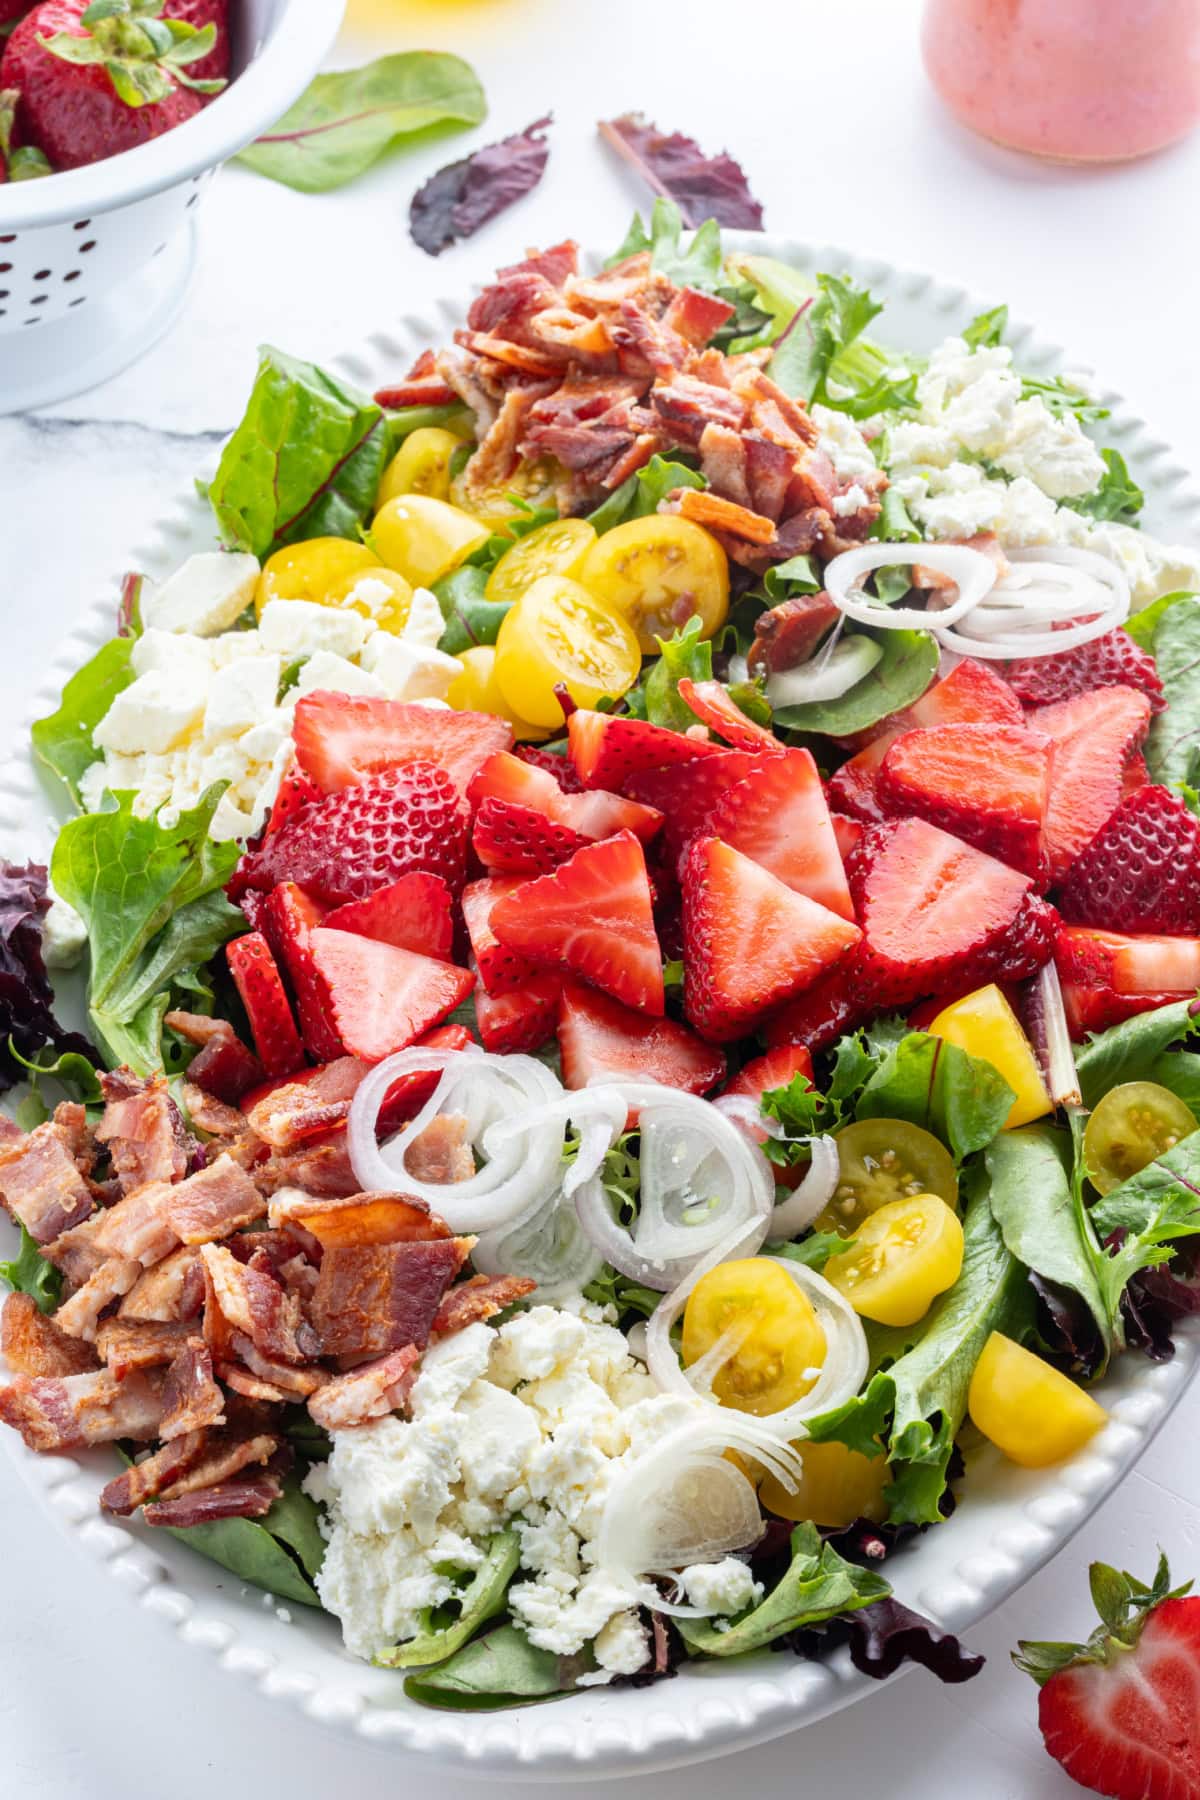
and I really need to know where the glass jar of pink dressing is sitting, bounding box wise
[923,0,1200,162]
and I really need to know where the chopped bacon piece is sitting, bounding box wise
[786,443,839,516]
[268,1189,450,1249]
[96,1069,189,1192]
[435,345,499,434]
[200,1243,319,1366]
[144,1472,282,1527]
[47,1185,177,1285]
[53,1256,142,1340]
[743,433,798,522]
[312,1237,471,1359]
[0,1115,94,1244]
[461,382,555,496]
[405,1112,474,1185]
[374,351,458,411]
[698,422,751,507]
[611,297,691,378]
[600,431,659,488]
[432,1273,536,1337]
[255,1131,359,1199]
[94,1317,194,1378]
[180,1084,263,1165]
[154,1431,279,1502]
[528,306,615,362]
[0,1292,99,1377]
[244,1058,366,1150]
[667,487,777,545]
[650,374,746,444]
[99,1427,210,1514]
[166,1011,263,1103]
[0,1367,164,1452]
[224,1337,328,1398]
[459,331,563,378]
[307,1345,421,1431]
[220,1365,291,1403]
[664,286,737,347]
[159,1341,225,1440]
[732,369,819,448]
[119,1246,204,1324]
[163,1154,264,1245]
[748,591,841,676]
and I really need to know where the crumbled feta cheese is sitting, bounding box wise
[831,483,872,518]
[93,669,205,755]
[680,1557,763,1617]
[359,631,461,702]
[203,656,282,740]
[811,404,879,483]
[140,551,260,637]
[130,628,213,682]
[258,598,374,661]
[593,1609,651,1676]
[402,586,450,649]
[41,885,87,970]
[292,651,388,700]
[992,398,1105,499]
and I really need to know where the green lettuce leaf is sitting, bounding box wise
[32,638,134,809]
[677,1523,889,1657]
[50,788,244,1074]
[768,272,882,404]
[807,1184,1033,1524]
[1090,1134,1200,1316]
[984,1126,1110,1348]
[376,1532,520,1669]
[233,52,486,194]
[1075,999,1200,1109]
[403,1623,595,1710]
[586,454,706,535]
[1123,589,1192,651]
[150,1500,321,1607]
[606,198,723,292]
[1145,597,1200,786]
[432,564,512,654]
[635,615,712,731]
[962,305,1008,349]
[209,348,389,559]
[772,628,938,736]
[854,1030,1015,1162]
[762,552,822,600]
[1063,448,1144,525]
[0,1223,63,1314]
[1019,373,1110,426]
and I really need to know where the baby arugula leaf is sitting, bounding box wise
[209,348,389,559]
[1063,448,1144,525]
[234,52,486,194]
[403,1623,596,1710]
[984,1126,1111,1354]
[962,304,1008,349]
[1075,999,1200,1110]
[587,453,706,535]
[376,1532,520,1668]
[0,1222,63,1314]
[677,1523,890,1658]
[32,637,134,809]
[854,1031,1015,1163]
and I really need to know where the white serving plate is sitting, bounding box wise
[2,235,1199,1779]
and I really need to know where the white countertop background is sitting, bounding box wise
[3,0,1200,1792]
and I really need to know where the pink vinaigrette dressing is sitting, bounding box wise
[923,0,1200,162]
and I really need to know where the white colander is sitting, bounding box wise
[0,0,343,413]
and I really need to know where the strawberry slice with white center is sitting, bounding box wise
[878,721,1053,880]
[1055,924,1200,999]
[260,882,343,1064]
[681,836,862,1042]
[1029,684,1153,883]
[626,748,760,870]
[469,750,662,845]
[293,692,512,797]
[848,817,1058,1008]
[473,967,562,1054]
[724,1043,815,1099]
[266,761,321,836]
[557,981,726,1093]
[490,831,665,1015]
[324,872,454,960]
[1058,784,1200,936]
[567,708,725,791]
[462,877,540,995]
[225,932,305,1078]
[307,928,474,1061]
[676,677,783,754]
[707,746,855,920]
[1016,1553,1200,1800]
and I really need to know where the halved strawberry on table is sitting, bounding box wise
[878,722,1053,881]
[323,872,454,961]
[681,837,862,1042]
[706,746,855,921]
[490,831,665,1015]
[566,708,725,792]
[292,692,512,798]
[1029,684,1153,884]
[1058,785,1200,935]
[557,982,726,1094]
[225,931,304,1079]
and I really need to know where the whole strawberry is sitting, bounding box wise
[1,0,227,172]
[1015,1554,1200,1799]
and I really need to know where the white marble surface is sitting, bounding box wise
[3,0,1200,1793]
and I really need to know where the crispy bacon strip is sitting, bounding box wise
[94,1317,194,1378]
[312,1237,471,1360]
[0,1116,94,1244]
[0,1367,163,1451]
[159,1341,226,1440]
[166,1012,262,1104]
[163,1153,264,1245]
[144,1472,281,1527]
[405,1113,474,1185]
[668,486,777,544]
[0,1292,99,1377]
[48,1183,179,1284]
[432,1273,536,1337]
[200,1243,318,1365]
[155,1431,279,1502]
[267,1189,450,1249]
[306,1345,421,1431]
[119,1246,204,1324]
[53,1257,142,1341]
[97,1070,189,1192]
[244,1058,366,1150]
[99,1427,210,1514]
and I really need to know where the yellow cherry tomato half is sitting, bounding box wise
[825,1192,964,1328]
[757,1439,890,1527]
[450,458,559,529]
[494,575,642,728]
[255,538,380,618]
[968,1331,1107,1467]
[370,495,491,589]
[580,514,730,654]
[376,427,464,509]
[818,1118,959,1236]
[681,1257,827,1418]
[447,645,549,741]
[323,565,414,637]
[485,517,598,604]
[1082,1080,1199,1196]
[927,983,1052,1130]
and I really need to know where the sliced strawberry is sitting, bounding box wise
[725,1043,814,1099]
[764,965,865,1053]
[707,747,855,920]
[831,811,864,862]
[490,831,665,1014]
[468,748,563,815]
[1030,685,1153,883]
[625,749,760,870]
[470,749,662,845]
[237,890,269,933]
[845,656,1024,751]
[461,877,539,995]
[1055,924,1200,998]
[307,928,474,1061]
[567,708,724,790]
[260,883,343,1063]
[474,970,562,1054]
[514,743,586,791]
[1122,752,1150,800]
[324,872,454,960]
[676,677,783,754]
[879,722,1052,879]
[230,761,469,906]
[826,740,891,824]
[682,837,862,1042]
[473,797,590,875]
[1059,980,1178,1037]
[557,982,725,1094]
[225,932,305,1078]
[266,761,321,836]
[1004,626,1166,712]
[848,817,1058,1009]
[556,788,663,844]
[1057,785,1200,936]
[292,692,512,797]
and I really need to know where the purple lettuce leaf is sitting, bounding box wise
[1029,1270,1106,1379]
[409,116,552,257]
[844,1597,985,1684]
[598,112,764,230]
[1116,1235,1200,1361]
[0,862,97,1092]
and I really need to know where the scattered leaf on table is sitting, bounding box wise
[410,115,552,256]
[234,52,487,194]
[597,112,763,229]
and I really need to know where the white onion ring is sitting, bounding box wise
[765,635,882,707]
[825,542,998,630]
[472,1187,604,1301]
[929,547,1130,660]
[712,1096,840,1240]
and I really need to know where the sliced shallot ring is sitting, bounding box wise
[930,546,1130,660]
[472,1187,604,1301]
[767,1136,841,1240]
[825,542,998,631]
